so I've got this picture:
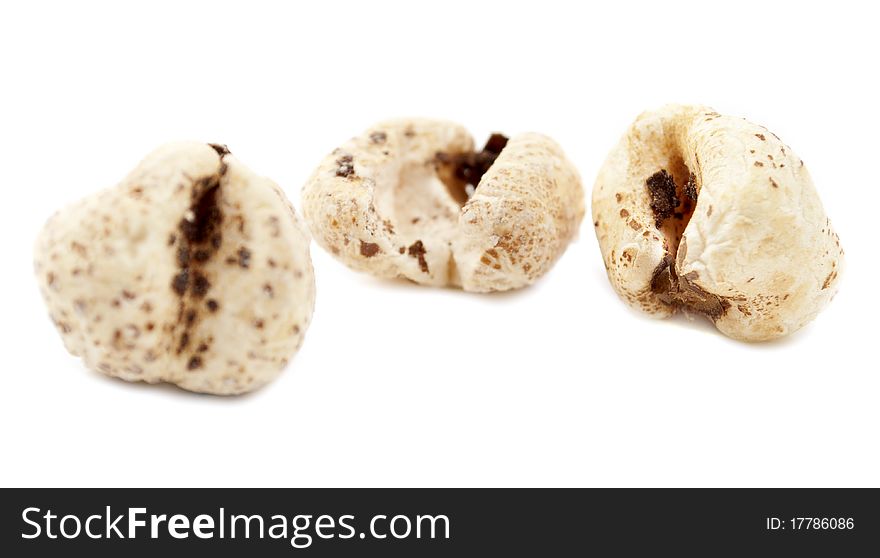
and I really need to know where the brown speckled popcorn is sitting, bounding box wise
[34,142,316,394]
[592,105,844,341]
[301,119,585,292]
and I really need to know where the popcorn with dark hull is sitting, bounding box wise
[301,119,585,292]
[591,105,844,341]
[34,142,316,394]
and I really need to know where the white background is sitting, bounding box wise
[1,1,877,487]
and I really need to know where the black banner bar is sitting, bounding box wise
[2,489,876,555]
